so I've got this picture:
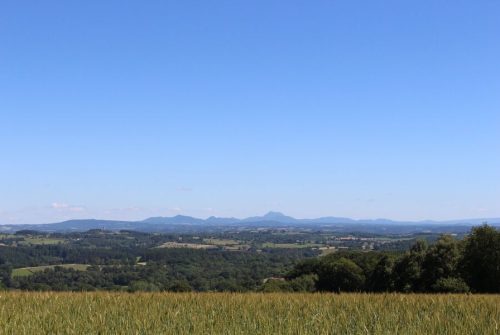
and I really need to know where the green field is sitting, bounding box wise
[203,238,241,245]
[19,237,66,245]
[262,242,323,248]
[0,292,497,334]
[158,242,217,249]
[12,264,90,277]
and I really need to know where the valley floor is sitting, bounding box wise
[0,292,498,334]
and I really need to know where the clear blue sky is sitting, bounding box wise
[1,1,499,224]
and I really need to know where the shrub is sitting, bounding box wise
[432,277,470,293]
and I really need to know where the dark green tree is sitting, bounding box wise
[392,240,427,292]
[431,277,469,293]
[316,257,365,292]
[128,280,160,292]
[367,255,394,292]
[421,235,461,291]
[168,280,193,292]
[460,224,500,293]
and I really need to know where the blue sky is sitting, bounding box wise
[1,1,499,224]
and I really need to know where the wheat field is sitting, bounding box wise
[0,292,498,334]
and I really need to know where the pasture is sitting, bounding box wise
[11,264,90,277]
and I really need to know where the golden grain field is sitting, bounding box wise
[0,292,498,334]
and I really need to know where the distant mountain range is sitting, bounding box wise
[144,211,498,227]
[0,211,498,234]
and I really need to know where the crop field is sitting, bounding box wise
[158,242,217,249]
[11,264,90,277]
[203,238,241,245]
[19,237,66,245]
[261,242,323,249]
[0,293,498,334]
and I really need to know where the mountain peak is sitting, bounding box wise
[263,211,286,218]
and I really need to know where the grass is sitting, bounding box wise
[262,242,323,248]
[319,246,337,256]
[158,242,217,249]
[19,237,66,245]
[0,292,497,334]
[203,238,241,246]
[12,264,90,277]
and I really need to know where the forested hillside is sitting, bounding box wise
[0,225,498,293]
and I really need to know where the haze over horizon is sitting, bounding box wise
[2,209,500,228]
[1,1,499,225]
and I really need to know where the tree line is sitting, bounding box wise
[0,224,498,293]
[266,225,499,293]
[0,247,311,292]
